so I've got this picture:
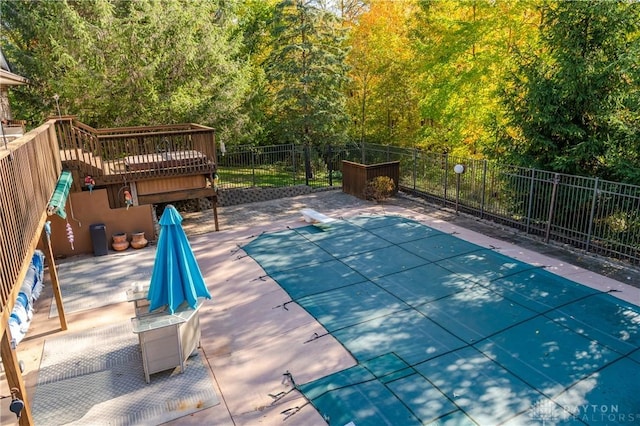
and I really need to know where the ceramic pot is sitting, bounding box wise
[112,233,129,251]
[130,231,148,249]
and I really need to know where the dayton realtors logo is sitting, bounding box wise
[529,400,638,425]
[529,399,561,425]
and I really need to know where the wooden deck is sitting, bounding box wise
[1,117,221,425]
[54,117,218,212]
[1,116,219,326]
[56,117,217,187]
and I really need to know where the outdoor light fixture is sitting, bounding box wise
[53,94,61,117]
[454,164,464,215]
[9,388,24,419]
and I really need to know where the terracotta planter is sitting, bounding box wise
[112,233,129,251]
[130,231,148,249]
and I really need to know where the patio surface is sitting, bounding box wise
[2,189,639,425]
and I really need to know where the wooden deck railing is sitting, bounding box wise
[1,117,217,325]
[55,117,217,187]
[0,120,61,323]
[1,117,218,424]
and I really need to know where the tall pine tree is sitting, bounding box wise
[496,0,640,182]
[1,0,253,143]
[265,0,350,148]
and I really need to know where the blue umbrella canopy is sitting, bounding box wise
[147,205,211,313]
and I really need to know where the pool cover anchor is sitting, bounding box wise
[269,370,299,405]
[252,275,268,282]
[269,391,288,404]
[233,234,263,255]
[278,382,311,422]
[273,300,295,311]
[282,370,296,387]
[281,404,310,421]
[304,331,329,343]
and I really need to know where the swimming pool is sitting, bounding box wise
[244,215,640,425]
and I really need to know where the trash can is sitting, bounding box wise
[89,223,108,256]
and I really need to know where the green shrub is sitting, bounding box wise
[364,176,395,202]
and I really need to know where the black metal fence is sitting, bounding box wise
[217,142,640,265]
[216,143,359,188]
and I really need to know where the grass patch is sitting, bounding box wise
[218,166,342,189]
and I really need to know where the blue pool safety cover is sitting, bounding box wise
[244,215,640,425]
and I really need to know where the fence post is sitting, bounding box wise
[251,149,256,187]
[480,159,487,219]
[412,148,417,190]
[443,152,449,207]
[328,144,333,187]
[304,143,311,185]
[292,144,297,185]
[526,169,535,234]
[585,177,599,252]
[545,173,560,243]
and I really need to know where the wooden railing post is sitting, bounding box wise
[1,329,34,425]
[41,228,67,330]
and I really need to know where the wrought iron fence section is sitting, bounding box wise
[481,163,529,227]
[397,149,443,204]
[547,174,595,247]
[216,142,640,264]
[588,179,640,262]
[217,143,353,189]
[360,143,406,165]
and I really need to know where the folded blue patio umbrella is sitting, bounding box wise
[147,205,211,313]
[47,170,73,219]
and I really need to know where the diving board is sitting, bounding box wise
[300,208,336,224]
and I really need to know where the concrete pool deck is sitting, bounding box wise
[2,189,639,425]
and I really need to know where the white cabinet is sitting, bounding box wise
[131,300,203,383]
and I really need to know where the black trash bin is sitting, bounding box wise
[89,223,108,256]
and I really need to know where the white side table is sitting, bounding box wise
[130,299,204,383]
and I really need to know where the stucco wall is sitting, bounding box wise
[44,189,155,258]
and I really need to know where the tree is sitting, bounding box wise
[1,0,253,143]
[333,0,368,24]
[264,0,350,149]
[345,0,422,148]
[495,0,640,182]
[412,0,540,156]
[0,0,108,125]
[233,0,280,145]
